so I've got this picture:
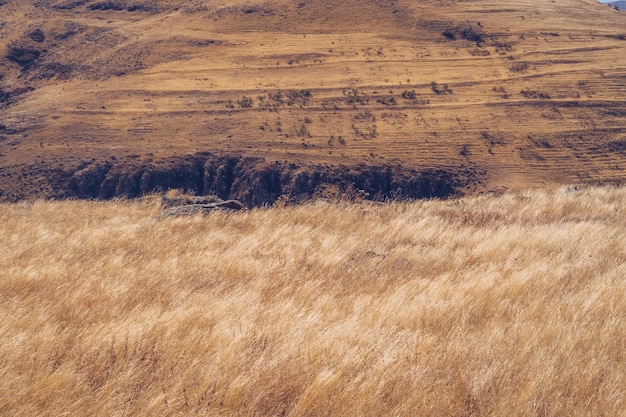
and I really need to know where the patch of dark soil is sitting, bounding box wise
[0,154,482,205]
[88,1,126,11]
[37,62,89,80]
[606,139,626,154]
[0,86,35,106]
[127,4,152,12]
[6,47,42,67]
[53,0,89,10]
[28,29,46,43]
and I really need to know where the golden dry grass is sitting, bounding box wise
[1,185,625,416]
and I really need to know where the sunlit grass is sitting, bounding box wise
[1,185,625,416]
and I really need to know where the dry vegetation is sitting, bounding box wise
[1,0,626,200]
[1,185,625,416]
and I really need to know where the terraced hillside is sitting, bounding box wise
[1,0,625,204]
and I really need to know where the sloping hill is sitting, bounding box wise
[1,0,625,204]
[607,1,626,10]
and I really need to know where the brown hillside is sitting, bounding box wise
[1,0,625,203]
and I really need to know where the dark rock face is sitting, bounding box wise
[70,162,112,198]
[11,153,480,206]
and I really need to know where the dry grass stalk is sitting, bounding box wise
[1,186,625,416]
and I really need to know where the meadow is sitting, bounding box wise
[1,185,625,416]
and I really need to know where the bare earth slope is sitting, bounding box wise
[1,0,625,204]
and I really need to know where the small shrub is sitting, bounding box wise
[297,124,311,138]
[238,96,253,108]
[286,89,312,106]
[401,90,416,100]
[242,6,260,14]
[442,23,485,44]
[344,88,368,106]
[442,29,456,40]
[492,86,510,99]
[431,82,453,95]
[510,62,529,73]
[376,96,397,106]
[520,89,551,100]
[460,26,484,44]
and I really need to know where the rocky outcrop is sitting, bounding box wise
[158,195,246,218]
[5,152,481,206]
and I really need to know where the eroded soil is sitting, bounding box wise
[1,0,625,204]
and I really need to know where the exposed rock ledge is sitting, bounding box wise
[158,195,246,218]
[2,153,482,206]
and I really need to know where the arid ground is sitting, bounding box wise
[2,2,626,415]
[1,0,625,203]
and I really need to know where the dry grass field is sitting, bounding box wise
[1,0,626,201]
[1,1,626,414]
[1,185,625,416]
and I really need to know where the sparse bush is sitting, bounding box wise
[242,6,260,14]
[459,25,484,43]
[401,90,416,100]
[352,123,377,140]
[431,82,453,95]
[469,48,490,56]
[296,123,311,138]
[238,96,253,108]
[442,23,485,44]
[481,130,506,145]
[442,29,456,40]
[352,110,375,121]
[344,88,368,106]
[286,89,312,106]
[510,62,529,73]
[268,91,282,102]
[492,86,510,99]
[376,96,397,106]
[520,88,551,100]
